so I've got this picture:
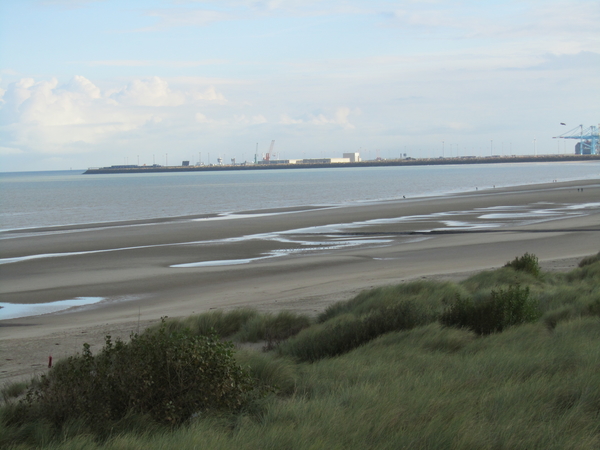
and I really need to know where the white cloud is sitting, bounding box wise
[195,112,266,125]
[234,114,267,125]
[279,113,303,124]
[110,77,185,107]
[87,59,227,67]
[139,8,232,31]
[0,76,195,154]
[195,112,219,124]
[190,86,227,103]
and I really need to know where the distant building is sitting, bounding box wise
[258,159,302,165]
[182,161,190,166]
[343,152,361,162]
[302,158,350,164]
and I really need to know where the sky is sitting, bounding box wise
[0,0,598,172]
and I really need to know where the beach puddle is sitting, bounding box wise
[171,257,270,268]
[170,236,394,268]
[0,297,105,320]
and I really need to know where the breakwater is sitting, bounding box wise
[84,154,600,174]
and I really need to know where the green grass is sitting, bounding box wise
[2,252,600,449]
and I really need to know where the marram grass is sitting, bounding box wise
[2,253,600,449]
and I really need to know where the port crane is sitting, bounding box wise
[553,124,599,155]
[264,140,275,161]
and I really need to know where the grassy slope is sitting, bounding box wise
[2,254,600,449]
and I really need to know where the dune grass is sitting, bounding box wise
[2,252,600,449]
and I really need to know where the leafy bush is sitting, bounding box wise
[504,253,540,278]
[440,284,540,335]
[13,320,257,433]
[280,300,435,362]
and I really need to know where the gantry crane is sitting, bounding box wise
[553,124,599,155]
[265,140,275,161]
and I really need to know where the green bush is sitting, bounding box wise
[504,253,540,278]
[13,320,257,433]
[280,300,435,362]
[440,284,540,335]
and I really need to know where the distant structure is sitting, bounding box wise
[302,157,351,164]
[343,152,361,162]
[257,151,362,165]
[553,124,599,155]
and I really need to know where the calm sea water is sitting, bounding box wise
[1,162,599,231]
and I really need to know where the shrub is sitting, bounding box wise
[440,284,540,335]
[14,320,257,432]
[280,300,435,362]
[504,253,540,278]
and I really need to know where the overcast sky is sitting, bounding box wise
[0,0,598,171]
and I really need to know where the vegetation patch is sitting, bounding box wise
[440,284,540,335]
[279,300,436,362]
[504,252,541,277]
[578,250,600,268]
[3,251,600,449]
[3,320,260,444]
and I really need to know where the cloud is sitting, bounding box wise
[190,86,227,103]
[86,59,227,67]
[110,77,186,107]
[195,112,227,125]
[279,113,303,124]
[234,114,267,125]
[0,76,215,154]
[280,107,356,129]
[195,112,266,126]
[138,8,232,31]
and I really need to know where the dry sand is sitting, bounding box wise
[1,179,599,385]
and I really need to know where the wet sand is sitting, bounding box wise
[1,179,599,385]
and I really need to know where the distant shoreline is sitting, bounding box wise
[84,154,600,174]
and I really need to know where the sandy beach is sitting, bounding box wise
[1,179,599,385]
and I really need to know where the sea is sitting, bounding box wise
[1,161,600,232]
